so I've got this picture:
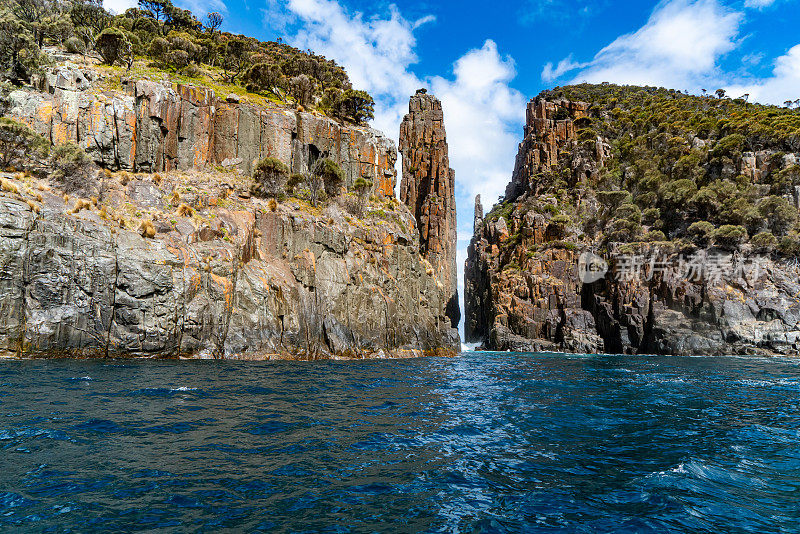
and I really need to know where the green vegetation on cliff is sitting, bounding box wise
[528,83,800,255]
[0,0,373,124]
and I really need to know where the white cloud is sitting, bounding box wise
[273,0,526,332]
[541,55,585,82]
[541,0,800,107]
[287,0,422,137]
[430,40,525,208]
[744,0,776,8]
[545,0,742,90]
[103,0,136,14]
[726,44,800,105]
[412,15,436,30]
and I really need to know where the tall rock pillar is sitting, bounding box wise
[399,89,460,330]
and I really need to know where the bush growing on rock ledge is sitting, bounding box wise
[778,233,800,257]
[548,214,572,237]
[50,142,92,193]
[95,28,128,66]
[757,195,797,235]
[751,231,777,253]
[0,118,48,170]
[251,157,289,199]
[688,221,714,246]
[64,37,85,55]
[286,173,306,197]
[312,158,345,198]
[350,176,373,216]
[712,225,748,249]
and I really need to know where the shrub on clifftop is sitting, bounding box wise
[95,28,128,65]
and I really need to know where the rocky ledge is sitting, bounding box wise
[8,63,397,196]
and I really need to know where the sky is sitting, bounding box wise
[107,0,800,333]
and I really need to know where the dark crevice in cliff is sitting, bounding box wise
[104,235,120,359]
[111,107,121,170]
[17,210,37,358]
[640,284,658,354]
[174,262,185,358]
[214,247,241,359]
[581,280,624,354]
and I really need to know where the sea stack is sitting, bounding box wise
[399,89,460,330]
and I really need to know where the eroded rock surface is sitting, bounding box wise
[466,95,800,355]
[0,68,458,359]
[399,90,459,330]
[0,171,458,359]
[9,65,396,197]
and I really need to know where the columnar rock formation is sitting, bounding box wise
[0,183,458,359]
[399,90,459,329]
[9,66,397,197]
[465,94,800,355]
[504,97,602,201]
[473,195,483,233]
[0,65,461,359]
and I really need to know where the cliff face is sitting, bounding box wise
[399,91,459,329]
[0,65,459,359]
[0,169,458,359]
[466,89,800,356]
[8,65,397,197]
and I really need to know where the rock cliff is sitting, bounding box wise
[399,90,459,329]
[0,65,459,359]
[9,65,397,197]
[466,86,800,355]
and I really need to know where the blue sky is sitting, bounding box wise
[108,0,800,331]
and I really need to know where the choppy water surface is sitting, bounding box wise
[1,353,799,532]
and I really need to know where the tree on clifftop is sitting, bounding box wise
[139,0,169,22]
[221,37,254,83]
[206,12,222,36]
[332,90,374,125]
[95,27,128,65]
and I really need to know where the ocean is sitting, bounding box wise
[0,352,798,532]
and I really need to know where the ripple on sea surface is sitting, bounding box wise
[0,354,798,531]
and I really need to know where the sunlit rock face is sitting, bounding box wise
[0,66,462,360]
[399,90,460,331]
[466,94,800,356]
[9,65,397,198]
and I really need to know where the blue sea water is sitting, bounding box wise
[0,353,799,532]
